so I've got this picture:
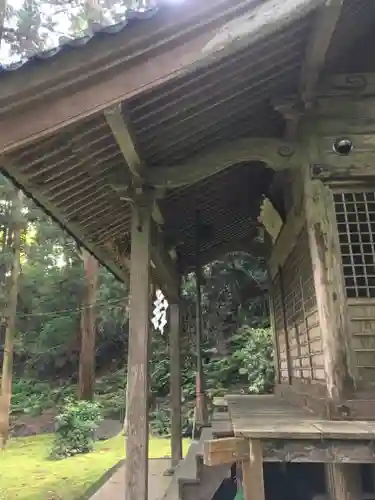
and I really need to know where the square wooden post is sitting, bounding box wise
[125,194,153,500]
[325,464,362,500]
[169,301,182,469]
[303,171,356,402]
[242,439,265,500]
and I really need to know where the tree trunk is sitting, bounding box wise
[78,249,99,401]
[0,189,23,448]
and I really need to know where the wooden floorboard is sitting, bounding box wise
[225,394,375,440]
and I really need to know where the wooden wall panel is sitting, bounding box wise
[271,226,324,383]
[348,300,375,384]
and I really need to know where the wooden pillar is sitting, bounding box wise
[303,171,356,402]
[125,194,153,500]
[195,210,208,427]
[267,271,281,384]
[325,464,362,500]
[242,439,265,500]
[170,301,182,469]
[279,265,293,385]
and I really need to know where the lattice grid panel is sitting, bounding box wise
[271,227,318,381]
[334,191,375,299]
[282,228,316,326]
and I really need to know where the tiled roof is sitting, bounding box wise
[0,4,158,72]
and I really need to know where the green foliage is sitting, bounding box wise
[50,399,102,459]
[149,406,170,436]
[231,326,275,394]
[94,370,126,419]
[0,173,274,441]
[11,378,74,417]
[11,379,53,416]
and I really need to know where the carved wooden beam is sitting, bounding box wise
[146,139,300,189]
[299,0,344,107]
[104,105,179,298]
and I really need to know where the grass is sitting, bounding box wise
[0,433,191,500]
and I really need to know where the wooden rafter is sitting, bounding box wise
[0,156,129,282]
[0,0,320,154]
[299,0,344,106]
[104,105,179,299]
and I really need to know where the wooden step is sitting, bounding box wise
[161,427,231,500]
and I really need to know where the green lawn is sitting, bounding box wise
[0,434,191,500]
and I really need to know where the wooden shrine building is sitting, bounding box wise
[2,0,375,499]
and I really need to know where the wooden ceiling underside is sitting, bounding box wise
[0,0,374,284]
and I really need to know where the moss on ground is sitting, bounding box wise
[0,434,190,500]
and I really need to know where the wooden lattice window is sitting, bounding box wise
[282,228,316,326]
[271,226,317,381]
[334,191,375,298]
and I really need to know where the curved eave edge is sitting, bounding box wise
[0,167,128,284]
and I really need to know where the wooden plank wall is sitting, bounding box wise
[271,226,324,384]
[347,300,375,384]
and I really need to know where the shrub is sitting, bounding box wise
[231,326,275,394]
[50,398,102,459]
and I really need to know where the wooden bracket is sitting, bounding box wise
[205,438,265,500]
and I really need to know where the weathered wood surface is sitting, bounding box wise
[211,416,233,437]
[169,302,182,469]
[0,0,320,154]
[326,463,362,500]
[242,439,265,500]
[226,395,375,439]
[125,197,153,500]
[204,435,375,465]
[204,437,249,466]
[303,174,356,401]
[299,0,344,106]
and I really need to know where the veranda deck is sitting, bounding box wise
[226,394,375,440]
[209,395,375,464]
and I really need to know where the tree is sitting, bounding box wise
[0,188,24,448]
[0,0,6,40]
[78,249,99,400]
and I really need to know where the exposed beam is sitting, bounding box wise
[105,105,164,224]
[0,0,320,154]
[104,104,144,179]
[146,139,300,189]
[299,0,344,106]
[104,105,179,299]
